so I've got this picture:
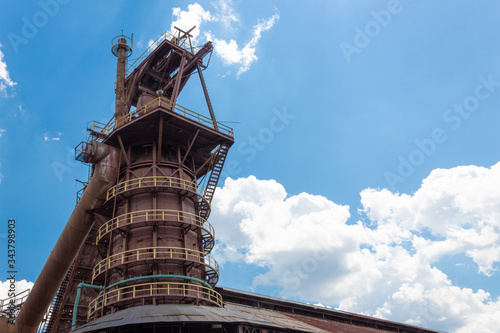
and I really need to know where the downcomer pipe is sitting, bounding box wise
[14,141,121,333]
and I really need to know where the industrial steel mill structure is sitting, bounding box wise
[0,29,442,333]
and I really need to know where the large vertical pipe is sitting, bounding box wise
[14,142,120,333]
[114,38,127,127]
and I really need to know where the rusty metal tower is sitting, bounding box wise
[0,27,447,333]
[11,27,233,333]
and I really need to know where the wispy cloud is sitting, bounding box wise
[0,44,16,94]
[211,0,238,27]
[17,105,25,116]
[168,2,277,78]
[43,132,62,141]
[170,1,239,42]
[207,13,279,78]
[0,129,5,137]
[135,39,144,49]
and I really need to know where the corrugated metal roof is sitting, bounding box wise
[73,288,444,333]
[285,313,393,333]
[217,286,443,333]
[73,304,285,332]
[229,304,330,333]
[73,303,416,333]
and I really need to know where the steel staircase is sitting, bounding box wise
[40,264,74,333]
[198,143,230,220]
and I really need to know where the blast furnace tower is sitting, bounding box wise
[13,28,233,333]
[80,28,233,319]
[2,27,442,333]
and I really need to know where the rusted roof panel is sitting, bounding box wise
[73,304,284,332]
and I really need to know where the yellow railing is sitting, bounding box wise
[96,209,214,243]
[87,281,223,318]
[126,30,199,77]
[116,96,158,125]
[88,96,234,142]
[106,175,205,201]
[115,97,233,136]
[0,288,30,314]
[88,120,113,138]
[92,246,219,282]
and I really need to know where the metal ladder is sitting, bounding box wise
[198,143,230,220]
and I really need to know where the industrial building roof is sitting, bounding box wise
[73,286,443,333]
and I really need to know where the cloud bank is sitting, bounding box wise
[210,163,500,332]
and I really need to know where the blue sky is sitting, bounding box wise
[1,1,500,332]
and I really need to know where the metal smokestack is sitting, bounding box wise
[111,34,133,127]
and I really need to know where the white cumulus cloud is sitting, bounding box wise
[207,13,279,78]
[361,163,500,276]
[210,162,500,332]
[0,280,34,301]
[171,3,216,42]
[0,45,16,93]
[168,2,277,77]
[170,0,239,40]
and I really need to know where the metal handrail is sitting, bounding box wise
[87,120,111,138]
[74,141,87,160]
[91,246,219,282]
[87,281,223,318]
[106,175,205,201]
[156,97,233,136]
[0,288,31,324]
[114,97,159,126]
[126,30,199,77]
[114,97,233,136]
[88,96,234,142]
[0,288,30,313]
[96,209,214,243]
